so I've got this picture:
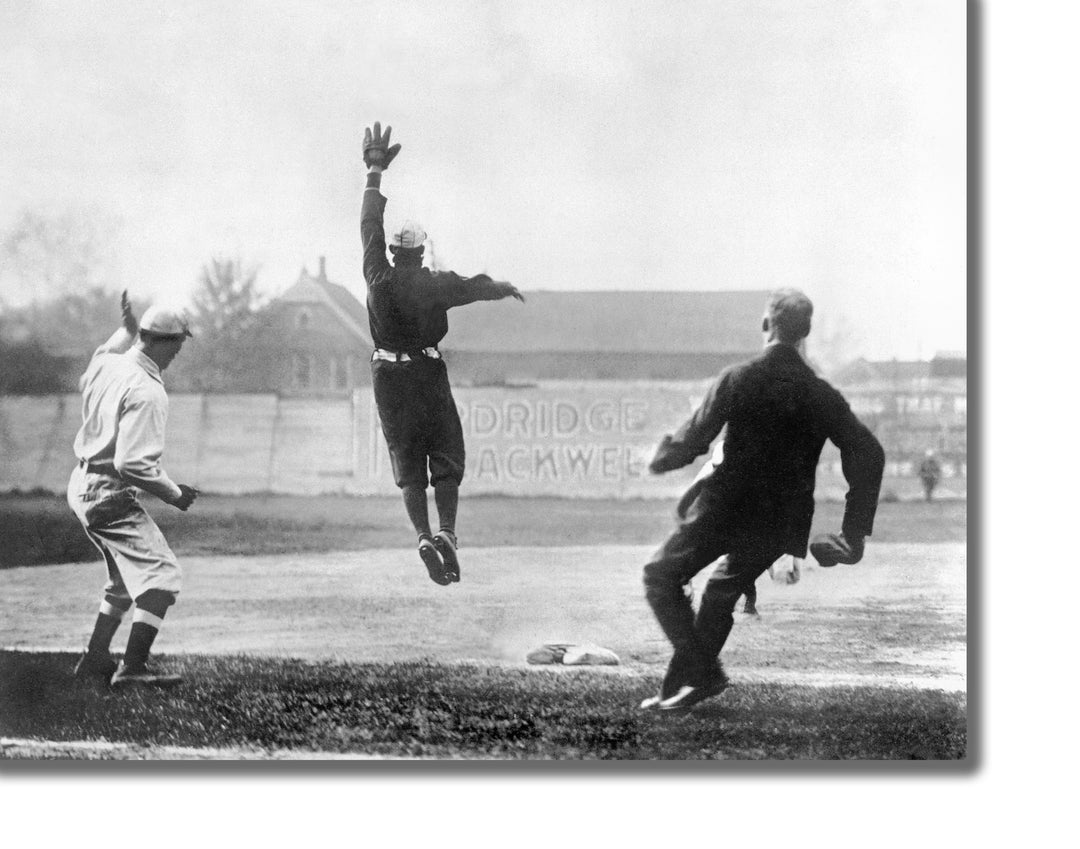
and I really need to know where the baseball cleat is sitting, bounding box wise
[110,661,183,689]
[433,530,460,583]
[658,673,730,713]
[418,535,451,586]
[73,651,117,687]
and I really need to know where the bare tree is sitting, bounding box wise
[169,257,265,391]
[189,256,262,337]
[811,311,866,378]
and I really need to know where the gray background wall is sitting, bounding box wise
[0,383,966,500]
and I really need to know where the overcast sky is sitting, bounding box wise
[0,0,965,359]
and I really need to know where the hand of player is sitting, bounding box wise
[648,438,681,474]
[172,484,199,512]
[495,281,525,302]
[809,532,865,568]
[363,122,401,170]
[121,290,139,336]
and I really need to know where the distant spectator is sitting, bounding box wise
[918,450,942,502]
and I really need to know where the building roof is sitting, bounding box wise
[277,258,372,347]
[441,289,770,354]
[832,358,930,385]
[832,355,967,393]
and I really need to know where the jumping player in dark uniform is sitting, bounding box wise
[360,122,524,585]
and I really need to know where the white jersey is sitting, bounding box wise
[73,344,182,504]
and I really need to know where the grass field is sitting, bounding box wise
[0,492,965,567]
[0,652,965,760]
[0,496,966,761]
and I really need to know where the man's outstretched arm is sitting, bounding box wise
[361,170,391,286]
[79,291,139,390]
[360,122,402,287]
[433,272,525,309]
[97,290,140,354]
[649,371,732,474]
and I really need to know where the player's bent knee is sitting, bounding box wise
[642,560,682,593]
[134,588,178,617]
[430,464,465,488]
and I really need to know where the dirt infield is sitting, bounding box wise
[0,542,965,692]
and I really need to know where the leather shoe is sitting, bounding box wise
[658,675,729,713]
[418,535,451,586]
[433,530,460,583]
[73,651,117,686]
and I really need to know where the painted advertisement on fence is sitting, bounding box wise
[0,380,966,499]
[361,383,708,498]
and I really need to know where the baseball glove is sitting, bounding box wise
[363,121,401,170]
[809,532,865,568]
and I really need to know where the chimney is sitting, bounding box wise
[318,256,327,280]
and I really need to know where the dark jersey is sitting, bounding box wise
[361,172,510,351]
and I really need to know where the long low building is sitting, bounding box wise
[197,260,773,394]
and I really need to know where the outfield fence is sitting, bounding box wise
[0,384,966,500]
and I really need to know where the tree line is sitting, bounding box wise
[1,209,263,393]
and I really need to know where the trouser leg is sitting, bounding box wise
[643,497,727,692]
[695,549,779,660]
[85,536,133,656]
[742,577,759,615]
[82,499,182,669]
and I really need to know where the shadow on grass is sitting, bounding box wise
[0,651,966,761]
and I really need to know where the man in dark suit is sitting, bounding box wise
[640,289,885,712]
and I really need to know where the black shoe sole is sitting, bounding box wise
[434,536,460,583]
[419,543,451,586]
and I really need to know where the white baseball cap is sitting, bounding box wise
[391,220,427,249]
[139,304,193,338]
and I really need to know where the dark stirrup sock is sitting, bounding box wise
[123,619,161,669]
[86,599,129,656]
[433,483,459,535]
[402,485,432,538]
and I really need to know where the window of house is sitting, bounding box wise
[296,309,311,330]
[294,353,311,388]
[330,356,348,390]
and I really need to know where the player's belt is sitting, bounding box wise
[371,347,441,363]
[79,459,117,476]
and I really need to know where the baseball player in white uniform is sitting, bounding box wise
[69,293,198,688]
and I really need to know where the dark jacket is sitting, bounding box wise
[651,343,885,556]
[361,172,510,352]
